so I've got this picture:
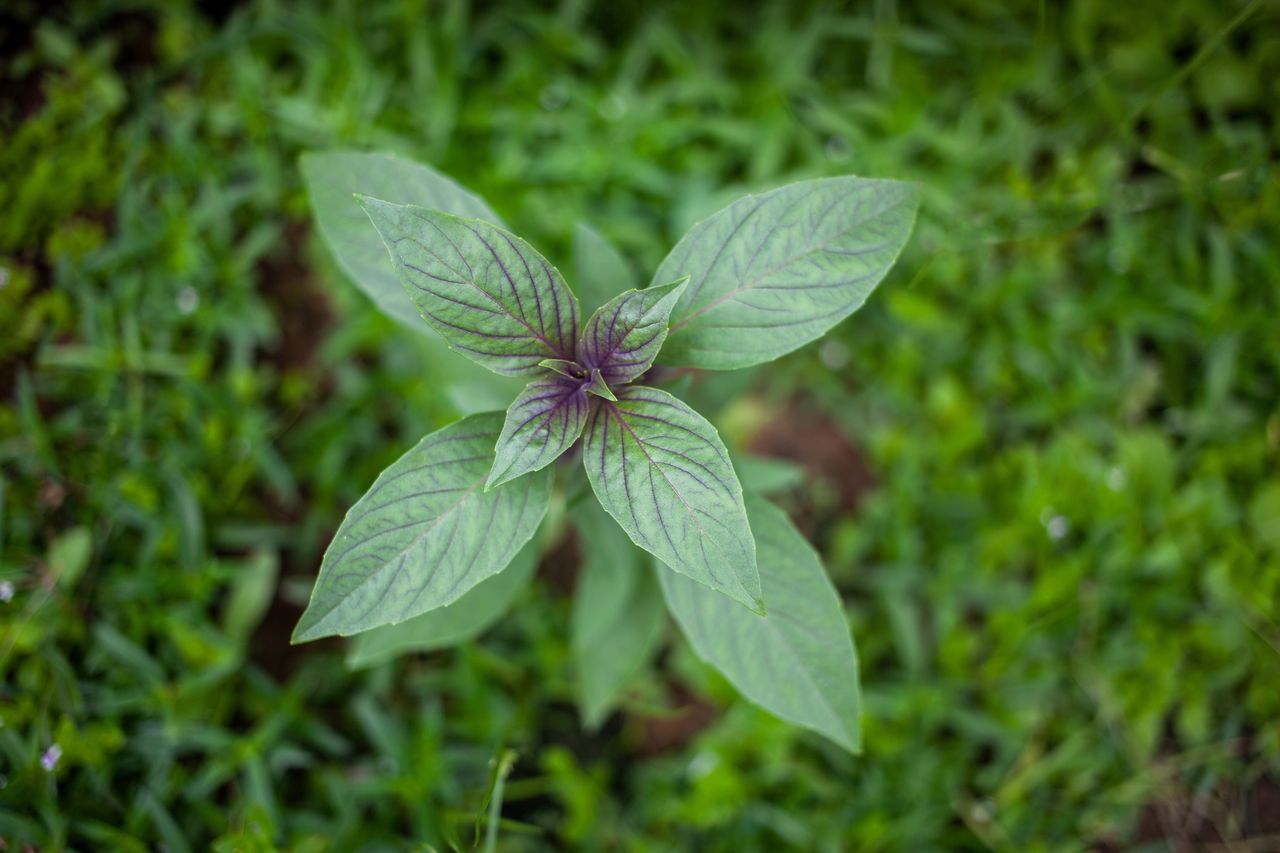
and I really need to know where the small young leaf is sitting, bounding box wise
[346,536,540,668]
[582,386,762,613]
[579,277,690,385]
[655,176,919,369]
[293,413,552,642]
[301,151,502,332]
[584,369,616,401]
[572,502,666,728]
[573,222,638,315]
[658,495,861,753]
[487,375,590,489]
[538,358,582,378]
[360,198,580,375]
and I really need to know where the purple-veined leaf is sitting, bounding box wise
[659,494,861,753]
[292,413,552,642]
[360,198,580,376]
[655,176,919,369]
[582,385,762,613]
[301,151,502,333]
[579,277,689,385]
[486,375,591,489]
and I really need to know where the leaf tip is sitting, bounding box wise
[290,621,318,645]
[484,464,516,492]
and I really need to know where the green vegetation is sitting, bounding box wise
[2,0,1277,849]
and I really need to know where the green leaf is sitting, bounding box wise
[573,222,637,315]
[538,358,580,378]
[658,495,861,753]
[571,502,666,727]
[346,536,539,668]
[300,151,502,332]
[486,375,590,490]
[293,413,552,642]
[48,525,92,589]
[578,277,689,385]
[360,198,581,376]
[584,369,616,401]
[221,549,279,644]
[582,386,762,613]
[732,453,806,495]
[655,176,919,369]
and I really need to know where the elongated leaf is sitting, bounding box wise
[573,222,637,315]
[579,277,689,385]
[293,413,552,642]
[572,502,666,727]
[346,537,540,668]
[301,151,502,332]
[659,495,861,752]
[360,198,580,375]
[582,386,762,613]
[655,177,919,369]
[731,453,806,495]
[487,375,590,489]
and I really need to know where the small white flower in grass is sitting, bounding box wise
[41,744,62,772]
[176,286,199,315]
[539,83,568,111]
[687,752,717,780]
[0,580,13,602]
[825,135,851,163]
[1107,466,1127,492]
[1039,507,1069,541]
[819,339,850,371]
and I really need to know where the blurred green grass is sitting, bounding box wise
[1,0,1277,849]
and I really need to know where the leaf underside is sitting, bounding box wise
[293,412,552,642]
[487,375,590,489]
[656,176,920,370]
[346,535,540,668]
[582,385,762,613]
[361,198,580,376]
[572,501,666,727]
[659,494,862,753]
[579,277,689,385]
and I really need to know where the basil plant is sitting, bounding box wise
[295,152,918,752]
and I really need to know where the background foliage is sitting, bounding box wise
[2,0,1278,849]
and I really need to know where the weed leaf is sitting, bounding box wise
[361,199,580,375]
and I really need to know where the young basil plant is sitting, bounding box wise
[296,151,919,753]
